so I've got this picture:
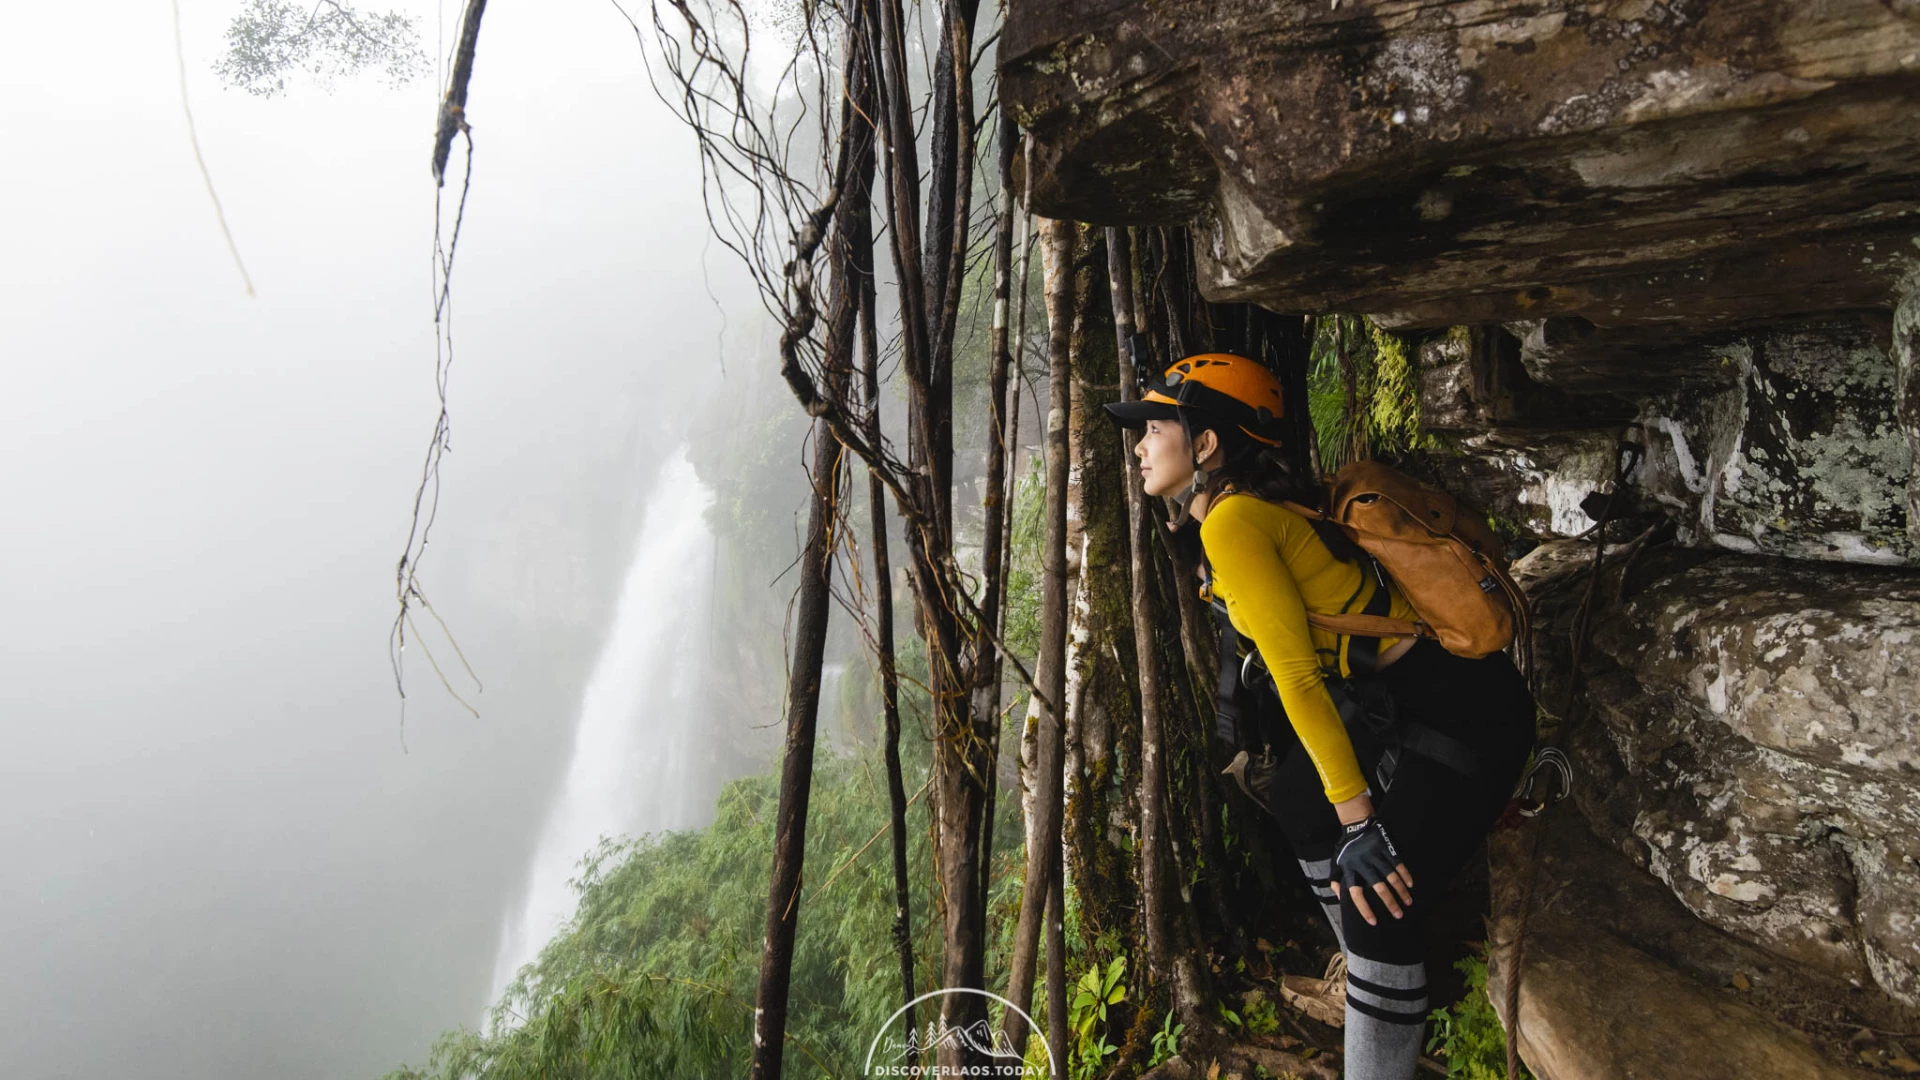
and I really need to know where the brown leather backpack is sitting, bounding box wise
[1284,460,1528,660]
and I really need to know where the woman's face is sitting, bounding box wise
[1136,418,1194,498]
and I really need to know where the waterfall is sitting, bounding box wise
[486,446,717,1015]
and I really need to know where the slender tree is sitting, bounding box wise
[1042,217,1075,1079]
[750,420,844,1080]
[1000,215,1074,1066]
[849,43,918,1060]
[973,113,1020,922]
[748,35,874,1076]
[1108,227,1171,972]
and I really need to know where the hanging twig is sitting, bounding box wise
[173,0,255,297]
[392,14,484,727]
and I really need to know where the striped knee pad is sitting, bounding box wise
[1343,955,1429,1080]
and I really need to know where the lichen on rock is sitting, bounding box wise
[1635,317,1910,565]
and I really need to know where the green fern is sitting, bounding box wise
[1306,315,1432,471]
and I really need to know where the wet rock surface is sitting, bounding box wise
[1422,429,1621,539]
[1507,315,1735,393]
[1418,326,1634,433]
[1894,269,1920,551]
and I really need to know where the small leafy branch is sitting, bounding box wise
[215,0,429,97]
[1306,314,1430,470]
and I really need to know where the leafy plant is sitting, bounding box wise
[1067,957,1128,1080]
[1241,989,1281,1036]
[1426,953,1534,1080]
[383,730,1027,1080]
[1148,1009,1185,1067]
[1001,455,1048,670]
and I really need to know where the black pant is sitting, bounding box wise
[1268,639,1537,966]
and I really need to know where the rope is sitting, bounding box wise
[1500,426,1641,1080]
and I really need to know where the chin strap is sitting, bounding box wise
[1168,485,1197,530]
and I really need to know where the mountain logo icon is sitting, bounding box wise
[863,988,1053,1077]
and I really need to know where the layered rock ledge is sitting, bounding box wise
[1004,0,1920,332]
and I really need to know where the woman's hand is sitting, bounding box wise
[1334,813,1414,925]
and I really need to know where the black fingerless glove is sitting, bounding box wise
[1334,816,1402,893]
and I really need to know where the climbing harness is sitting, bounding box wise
[1214,570,1484,802]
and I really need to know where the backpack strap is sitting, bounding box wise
[1345,552,1395,676]
[1305,612,1434,639]
[1282,501,1437,659]
[1211,603,1249,749]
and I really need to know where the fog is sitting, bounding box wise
[0,3,771,1077]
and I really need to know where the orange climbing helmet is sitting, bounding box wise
[1105,352,1286,447]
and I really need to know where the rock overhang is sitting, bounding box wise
[1001,0,1920,330]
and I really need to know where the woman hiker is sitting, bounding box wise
[1106,352,1537,1080]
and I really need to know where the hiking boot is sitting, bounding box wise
[1281,951,1348,1028]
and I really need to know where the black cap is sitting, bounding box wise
[1103,398,1184,428]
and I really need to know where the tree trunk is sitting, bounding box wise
[921,0,981,541]
[870,0,990,1058]
[1108,226,1173,986]
[871,0,934,495]
[974,117,1019,919]
[1000,215,1074,1067]
[861,185,917,1058]
[1062,224,1138,948]
[748,415,844,1080]
[749,29,873,1078]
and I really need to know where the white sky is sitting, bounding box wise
[0,2,761,1077]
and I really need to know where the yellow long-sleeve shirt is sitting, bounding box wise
[1200,492,1418,803]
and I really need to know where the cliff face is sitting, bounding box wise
[1004,3,1920,1075]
